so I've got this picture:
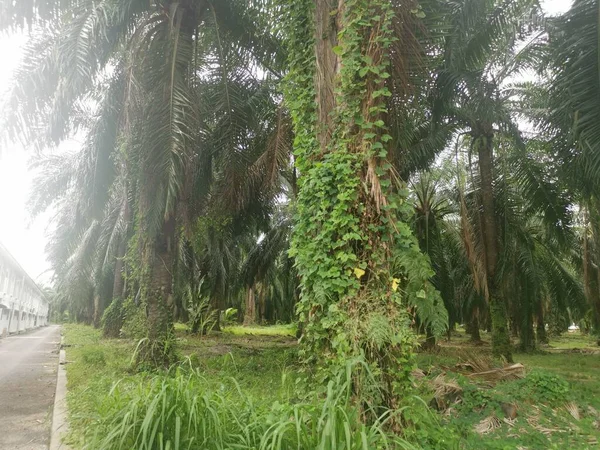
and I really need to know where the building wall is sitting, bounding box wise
[0,245,48,337]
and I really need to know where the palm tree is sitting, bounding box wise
[533,0,600,335]
[428,0,543,360]
[281,0,449,409]
[3,0,284,365]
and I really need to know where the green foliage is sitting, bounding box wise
[101,298,124,338]
[120,298,147,340]
[224,323,297,337]
[517,369,570,405]
[81,347,106,366]
[221,307,238,325]
[81,363,417,450]
[186,282,219,336]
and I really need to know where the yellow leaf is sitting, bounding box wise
[391,278,399,292]
[354,268,366,279]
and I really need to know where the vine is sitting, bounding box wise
[282,0,446,407]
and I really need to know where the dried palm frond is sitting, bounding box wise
[564,401,580,420]
[455,352,494,373]
[527,407,565,435]
[474,415,502,435]
[429,374,463,411]
[587,405,600,419]
[502,417,517,427]
[411,368,426,379]
[467,363,525,383]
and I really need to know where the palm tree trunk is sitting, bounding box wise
[536,300,548,345]
[243,286,256,326]
[314,0,339,150]
[102,237,128,338]
[468,312,482,343]
[92,293,102,328]
[519,289,535,352]
[112,241,126,302]
[476,129,512,361]
[140,216,176,367]
[584,204,600,334]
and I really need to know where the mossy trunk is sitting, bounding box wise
[468,313,482,343]
[139,216,176,368]
[519,297,535,352]
[490,296,512,358]
[476,127,512,361]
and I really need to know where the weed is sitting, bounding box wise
[81,347,106,366]
[516,369,570,405]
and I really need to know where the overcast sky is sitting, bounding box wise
[0,0,574,285]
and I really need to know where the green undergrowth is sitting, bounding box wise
[63,324,600,449]
[222,323,297,337]
[415,332,600,449]
[63,325,432,449]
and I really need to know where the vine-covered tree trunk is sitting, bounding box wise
[139,216,176,367]
[476,128,512,361]
[283,0,446,408]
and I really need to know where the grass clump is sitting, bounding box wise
[223,323,297,337]
[82,363,418,450]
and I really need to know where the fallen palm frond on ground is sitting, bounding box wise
[466,363,525,382]
[474,415,502,435]
[430,374,463,411]
[526,406,567,436]
[454,352,525,383]
[564,401,580,420]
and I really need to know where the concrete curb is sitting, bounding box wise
[50,333,71,450]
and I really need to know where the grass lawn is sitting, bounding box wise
[62,323,600,449]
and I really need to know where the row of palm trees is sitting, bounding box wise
[1,0,599,368]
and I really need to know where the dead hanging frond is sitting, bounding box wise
[474,415,502,435]
[249,108,293,195]
[458,184,489,300]
[365,158,388,215]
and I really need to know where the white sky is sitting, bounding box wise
[0,0,574,286]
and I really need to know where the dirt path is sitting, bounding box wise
[0,325,61,450]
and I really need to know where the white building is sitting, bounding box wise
[0,242,48,336]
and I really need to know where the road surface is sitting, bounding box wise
[0,325,61,450]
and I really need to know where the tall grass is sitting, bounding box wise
[83,362,418,450]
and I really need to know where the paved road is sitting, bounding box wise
[0,325,61,450]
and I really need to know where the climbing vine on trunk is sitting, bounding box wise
[282,0,447,406]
